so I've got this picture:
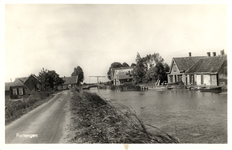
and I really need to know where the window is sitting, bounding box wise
[169,75,173,83]
[19,88,24,95]
[13,88,17,95]
[178,75,182,82]
[190,74,194,84]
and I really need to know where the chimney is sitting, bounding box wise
[220,49,225,55]
[189,52,191,57]
[212,52,216,56]
[10,78,12,82]
[207,52,211,57]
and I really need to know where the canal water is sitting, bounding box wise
[89,88,227,143]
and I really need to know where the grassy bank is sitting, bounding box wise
[5,91,54,125]
[69,90,179,143]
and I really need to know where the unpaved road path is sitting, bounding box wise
[5,90,72,144]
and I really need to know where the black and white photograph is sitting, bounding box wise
[1,1,231,150]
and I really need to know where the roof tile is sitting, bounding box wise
[186,55,227,73]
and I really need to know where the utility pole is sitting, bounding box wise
[89,76,106,84]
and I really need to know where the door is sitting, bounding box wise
[210,75,217,86]
[190,74,194,84]
[201,75,204,85]
[169,75,173,83]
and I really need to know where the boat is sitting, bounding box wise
[148,86,166,90]
[82,86,90,90]
[155,86,166,91]
[189,86,206,91]
[149,86,166,91]
[200,86,222,93]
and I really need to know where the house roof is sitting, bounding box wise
[5,79,25,91]
[186,55,227,74]
[15,74,40,84]
[5,82,12,91]
[62,76,78,85]
[16,77,28,83]
[5,74,40,91]
[173,56,207,72]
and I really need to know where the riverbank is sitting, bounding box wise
[68,89,179,143]
[110,84,141,91]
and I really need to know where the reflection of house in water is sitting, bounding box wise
[110,67,133,85]
[5,74,41,98]
[167,50,227,87]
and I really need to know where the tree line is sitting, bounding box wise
[107,52,170,85]
[38,66,84,91]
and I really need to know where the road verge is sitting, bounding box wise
[5,91,56,125]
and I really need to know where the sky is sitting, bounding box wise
[4,4,228,83]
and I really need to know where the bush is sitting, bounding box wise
[10,95,18,99]
[5,91,53,125]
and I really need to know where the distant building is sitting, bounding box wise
[5,74,41,98]
[58,76,78,90]
[110,67,133,85]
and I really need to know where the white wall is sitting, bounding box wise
[196,75,201,85]
[211,75,217,86]
[203,75,211,85]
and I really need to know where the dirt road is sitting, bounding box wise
[5,90,72,144]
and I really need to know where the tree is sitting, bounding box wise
[131,63,136,67]
[107,62,123,80]
[71,66,84,84]
[152,53,164,64]
[135,52,141,63]
[122,62,129,67]
[163,63,170,73]
[133,52,166,84]
[139,53,164,70]
[48,70,64,89]
[38,68,64,91]
[145,62,168,84]
[132,57,147,84]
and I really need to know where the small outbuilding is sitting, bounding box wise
[110,67,133,85]
[5,74,41,99]
[58,76,78,90]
